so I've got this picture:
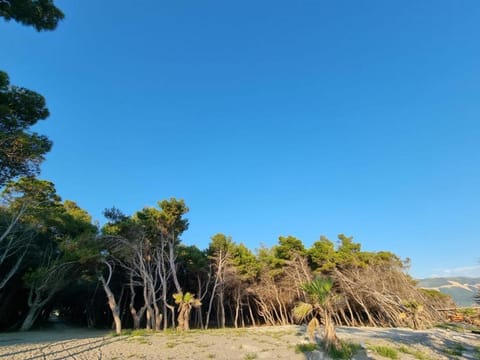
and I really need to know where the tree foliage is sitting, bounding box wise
[0,73,52,187]
[0,0,64,31]
[0,177,98,330]
[0,190,454,332]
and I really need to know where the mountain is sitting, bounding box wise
[418,277,480,307]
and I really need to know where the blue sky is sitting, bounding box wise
[1,0,479,278]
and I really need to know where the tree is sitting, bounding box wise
[173,292,201,330]
[0,0,64,31]
[1,0,64,186]
[0,72,52,187]
[100,199,191,332]
[177,244,209,328]
[0,177,98,331]
[229,243,259,328]
[0,200,32,291]
[99,258,122,335]
[157,198,190,328]
[0,177,58,293]
[102,208,154,331]
[293,277,339,350]
[205,233,234,329]
[308,236,336,274]
[274,235,306,261]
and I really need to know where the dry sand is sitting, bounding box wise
[0,324,478,359]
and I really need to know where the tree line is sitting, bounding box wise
[0,184,453,332]
[0,0,459,334]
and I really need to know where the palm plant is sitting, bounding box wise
[293,277,339,350]
[173,292,201,330]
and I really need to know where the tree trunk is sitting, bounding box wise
[20,280,57,331]
[0,246,28,291]
[154,303,162,331]
[100,273,122,335]
[131,308,141,330]
[167,304,176,329]
[20,304,42,331]
[146,306,153,330]
[196,275,205,329]
[219,289,225,328]
[205,274,219,330]
[234,289,241,328]
[162,298,168,330]
[247,299,256,327]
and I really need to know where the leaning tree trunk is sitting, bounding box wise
[100,276,121,335]
[99,263,122,335]
[20,274,59,331]
[20,287,49,331]
[20,303,42,331]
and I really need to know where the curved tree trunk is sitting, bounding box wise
[100,261,122,335]
[20,304,42,331]
[100,275,122,335]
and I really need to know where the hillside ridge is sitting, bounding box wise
[418,277,480,307]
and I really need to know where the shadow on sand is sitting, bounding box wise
[0,327,124,360]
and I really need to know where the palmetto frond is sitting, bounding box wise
[301,277,333,305]
[293,302,313,321]
[173,292,183,304]
[183,292,193,303]
[192,298,202,308]
[173,291,201,307]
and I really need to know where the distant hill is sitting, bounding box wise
[418,277,480,307]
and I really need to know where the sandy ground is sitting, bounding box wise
[0,324,478,360]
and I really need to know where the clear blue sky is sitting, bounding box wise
[1,0,479,278]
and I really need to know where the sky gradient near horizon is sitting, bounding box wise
[1,1,479,278]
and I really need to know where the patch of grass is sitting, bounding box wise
[244,353,258,360]
[295,341,360,359]
[166,341,177,348]
[473,346,480,360]
[369,345,399,359]
[328,341,361,360]
[443,343,464,357]
[133,337,151,345]
[207,354,216,359]
[130,329,151,337]
[264,330,293,339]
[295,343,318,353]
[398,345,431,360]
[435,322,464,332]
[457,307,478,317]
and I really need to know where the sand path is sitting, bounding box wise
[0,325,478,359]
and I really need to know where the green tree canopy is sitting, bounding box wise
[208,233,234,256]
[157,198,189,239]
[0,0,64,31]
[274,235,306,260]
[0,72,52,187]
[308,236,336,273]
